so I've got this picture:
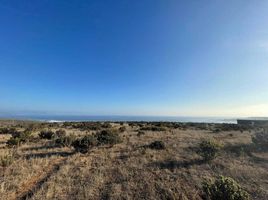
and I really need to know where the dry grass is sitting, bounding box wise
[0,121,267,199]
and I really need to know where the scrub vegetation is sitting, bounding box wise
[0,120,267,200]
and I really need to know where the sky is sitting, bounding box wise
[0,0,268,117]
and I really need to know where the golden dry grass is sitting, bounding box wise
[0,121,267,200]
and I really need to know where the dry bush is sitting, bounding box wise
[0,150,16,167]
[55,129,67,137]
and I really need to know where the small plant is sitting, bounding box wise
[119,126,126,132]
[72,135,97,153]
[213,128,221,133]
[0,151,15,167]
[252,131,268,151]
[137,131,145,137]
[55,134,76,147]
[202,176,250,200]
[39,130,55,139]
[55,129,67,137]
[197,139,222,161]
[96,130,122,145]
[148,140,165,150]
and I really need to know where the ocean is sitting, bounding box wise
[0,115,238,124]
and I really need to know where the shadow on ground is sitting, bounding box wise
[24,151,75,160]
[148,159,206,170]
[22,145,59,151]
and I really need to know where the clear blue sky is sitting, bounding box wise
[0,0,268,117]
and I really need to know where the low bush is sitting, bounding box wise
[72,130,121,153]
[212,128,221,133]
[7,137,21,146]
[0,155,14,167]
[140,126,166,132]
[137,131,145,137]
[7,130,32,146]
[148,140,165,150]
[0,151,15,167]
[39,130,55,139]
[96,130,122,145]
[252,131,268,151]
[0,127,9,134]
[202,176,250,200]
[55,134,76,147]
[72,135,97,153]
[119,126,126,132]
[55,129,66,137]
[197,139,222,161]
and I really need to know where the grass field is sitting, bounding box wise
[0,121,267,200]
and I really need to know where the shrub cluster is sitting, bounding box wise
[55,129,66,137]
[252,130,268,151]
[72,135,97,153]
[71,130,121,153]
[214,124,252,132]
[39,130,55,139]
[7,130,32,146]
[0,127,10,134]
[148,140,165,150]
[118,126,126,132]
[137,131,145,137]
[96,130,122,145]
[202,176,250,200]
[63,122,112,131]
[55,134,76,147]
[140,126,166,132]
[197,139,222,161]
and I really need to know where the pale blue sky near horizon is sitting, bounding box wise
[0,0,268,117]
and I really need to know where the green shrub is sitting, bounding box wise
[96,130,121,145]
[202,176,250,200]
[55,134,76,147]
[148,140,165,150]
[72,135,97,153]
[252,131,268,151]
[39,130,55,139]
[197,139,222,161]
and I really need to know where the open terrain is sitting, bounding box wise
[0,120,267,200]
